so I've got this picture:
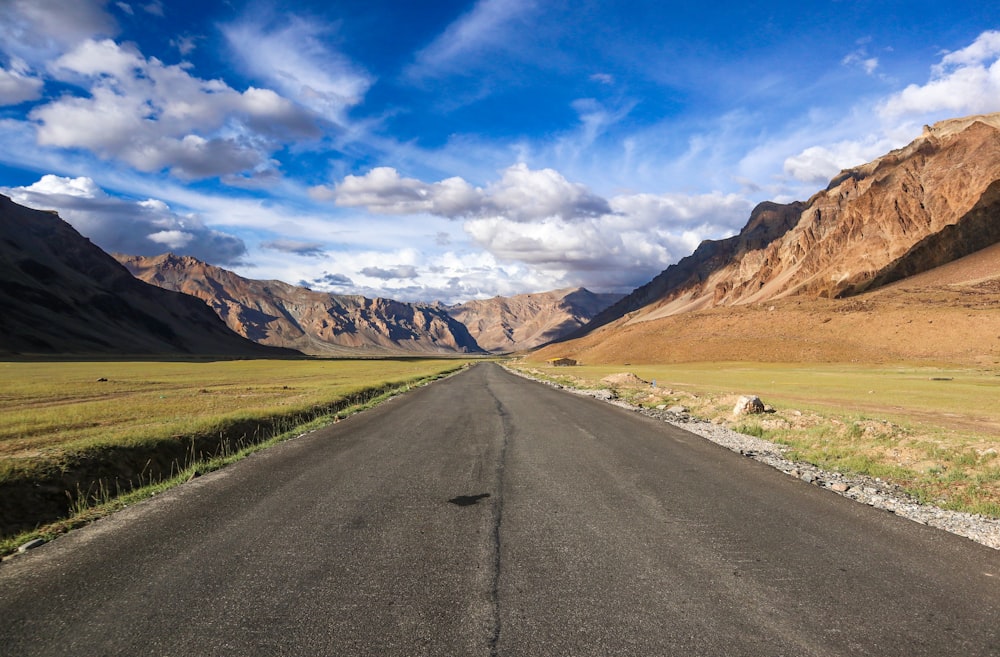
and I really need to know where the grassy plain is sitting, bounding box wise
[0,358,464,464]
[0,357,469,552]
[514,361,1000,517]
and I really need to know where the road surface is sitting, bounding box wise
[1,363,998,656]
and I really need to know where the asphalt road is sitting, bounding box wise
[2,362,999,656]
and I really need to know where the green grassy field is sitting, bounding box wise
[515,361,1000,517]
[0,358,469,552]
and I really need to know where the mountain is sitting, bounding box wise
[448,288,621,352]
[538,112,1000,365]
[116,253,485,356]
[0,195,293,356]
[577,113,1000,331]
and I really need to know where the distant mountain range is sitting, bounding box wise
[0,195,292,357]
[539,112,1000,365]
[116,253,485,356]
[115,253,620,355]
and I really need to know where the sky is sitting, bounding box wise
[1,0,999,304]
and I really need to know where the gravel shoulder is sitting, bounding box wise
[505,366,1000,550]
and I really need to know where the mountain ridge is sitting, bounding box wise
[571,112,1000,334]
[537,111,1000,365]
[0,195,294,357]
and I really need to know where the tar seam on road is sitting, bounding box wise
[487,384,512,657]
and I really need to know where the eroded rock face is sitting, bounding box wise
[588,112,1000,327]
[116,254,484,356]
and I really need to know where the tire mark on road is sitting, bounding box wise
[486,381,513,657]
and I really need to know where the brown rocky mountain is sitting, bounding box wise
[116,253,485,356]
[448,288,621,353]
[575,112,1000,335]
[0,195,293,356]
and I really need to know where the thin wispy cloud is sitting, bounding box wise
[407,0,538,79]
[222,13,373,126]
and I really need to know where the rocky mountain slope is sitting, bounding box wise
[116,253,484,356]
[0,195,292,356]
[448,288,621,352]
[534,241,1000,366]
[578,112,1000,332]
[538,112,1000,365]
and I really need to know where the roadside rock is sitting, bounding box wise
[733,395,765,416]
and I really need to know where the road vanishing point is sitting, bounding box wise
[1,363,998,656]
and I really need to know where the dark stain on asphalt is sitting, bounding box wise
[448,493,491,507]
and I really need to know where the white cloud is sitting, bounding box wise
[222,14,372,125]
[322,166,482,216]
[464,190,751,287]
[0,59,43,105]
[488,163,611,221]
[0,0,117,64]
[321,163,752,292]
[327,163,610,222]
[879,30,1000,119]
[781,139,890,184]
[30,38,319,179]
[408,0,537,78]
[3,175,247,264]
[147,229,194,249]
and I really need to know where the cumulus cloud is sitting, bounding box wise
[222,14,372,125]
[321,163,752,292]
[321,167,482,216]
[464,190,750,287]
[28,38,319,179]
[879,30,1000,119]
[327,163,610,221]
[781,140,887,184]
[3,175,247,264]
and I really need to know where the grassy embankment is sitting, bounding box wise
[0,358,469,554]
[512,361,1000,517]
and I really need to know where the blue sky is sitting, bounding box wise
[1,0,999,303]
